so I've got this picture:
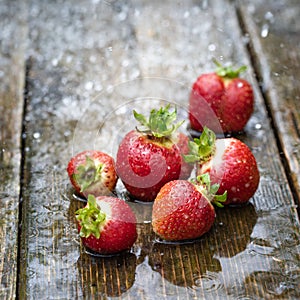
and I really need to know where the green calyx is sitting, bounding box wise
[74,156,103,192]
[75,195,106,239]
[213,59,247,79]
[133,104,184,138]
[193,173,227,208]
[184,126,216,163]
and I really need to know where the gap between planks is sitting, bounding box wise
[235,3,300,217]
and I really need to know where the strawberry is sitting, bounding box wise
[67,150,118,199]
[189,61,254,133]
[76,195,137,254]
[116,105,184,202]
[152,174,227,241]
[185,127,260,205]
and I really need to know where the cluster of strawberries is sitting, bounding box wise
[67,62,260,255]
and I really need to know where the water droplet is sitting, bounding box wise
[64,130,71,137]
[130,69,140,80]
[65,55,73,64]
[264,11,274,23]
[248,239,278,256]
[118,11,127,21]
[183,11,190,18]
[192,272,223,293]
[208,44,216,51]
[51,58,59,66]
[84,81,93,90]
[89,55,96,63]
[261,24,269,38]
[122,59,129,67]
[201,0,208,10]
[106,85,114,93]
[33,132,41,139]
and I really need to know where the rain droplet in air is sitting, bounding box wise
[208,44,216,52]
[264,11,274,23]
[84,81,93,90]
[261,24,269,38]
[33,132,41,139]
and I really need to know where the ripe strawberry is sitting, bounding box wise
[67,150,118,198]
[189,61,254,133]
[116,105,184,202]
[152,174,227,241]
[185,127,260,205]
[76,195,137,254]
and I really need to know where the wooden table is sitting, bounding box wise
[1,0,300,299]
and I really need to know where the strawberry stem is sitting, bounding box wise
[74,156,103,192]
[184,126,216,163]
[75,195,106,239]
[193,173,227,207]
[213,59,247,79]
[133,104,184,138]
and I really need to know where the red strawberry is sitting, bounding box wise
[185,127,260,205]
[76,195,137,254]
[67,150,118,198]
[116,105,184,202]
[152,174,227,241]
[189,61,254,133]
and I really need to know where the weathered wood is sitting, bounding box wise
[0,0,27,299]
[18,0,300,299]
[238,0,300,204]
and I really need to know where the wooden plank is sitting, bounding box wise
[0,0,27,299]
[18,0,140,299]
[133,2,300,298]
[19,0,300,299]
[237,0,300,203]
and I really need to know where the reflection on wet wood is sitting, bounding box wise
[0,1,27,298]
[1,0,299,299]
[238,0,300,204]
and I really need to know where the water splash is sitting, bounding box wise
[190,272,223,294]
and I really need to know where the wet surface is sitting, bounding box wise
[0,0,300,299]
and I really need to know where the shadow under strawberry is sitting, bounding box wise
[148,235,221,288]
[213,203,258,258]
[77,250,137,298]
[148,203,257,288]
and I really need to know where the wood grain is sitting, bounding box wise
[238,0,300,204]
[0,0,27,299]
[16,0,300,299]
